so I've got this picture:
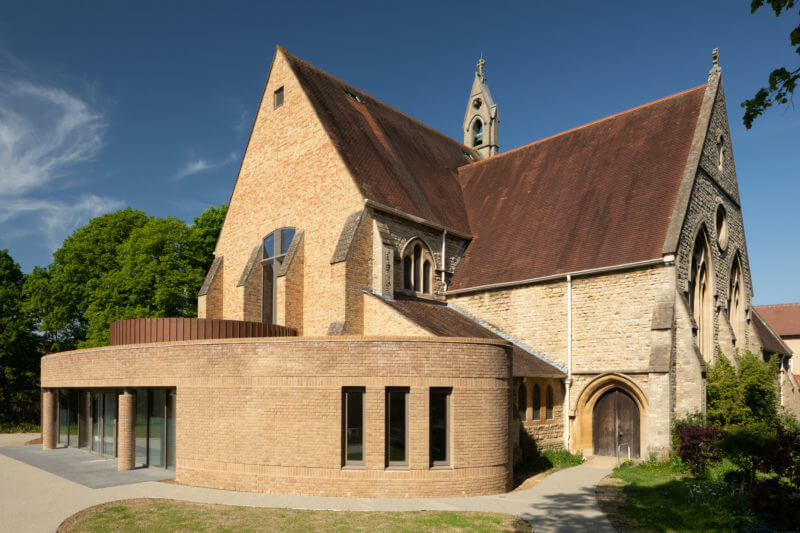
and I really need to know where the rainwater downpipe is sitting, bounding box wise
[565,274,573,450]
[441,229,447,287]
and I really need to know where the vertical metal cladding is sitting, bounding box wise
[109,318,296,346]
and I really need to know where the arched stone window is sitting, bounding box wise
[729,255,746,347]
[401,239,434,296]
[689,229,714,362]
[472,118,483,147]
[262,227,295,324]
[545,385,554,420]
[517,381,527,421]
[532,384,541,421]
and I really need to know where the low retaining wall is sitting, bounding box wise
[41,336,512,497]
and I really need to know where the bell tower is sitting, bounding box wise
[463,57,499,158]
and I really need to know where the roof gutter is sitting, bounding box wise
[364,199,473,240]
[446,255,676,296]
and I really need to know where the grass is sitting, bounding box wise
[59,499,531,533]
[0,422,40,433]
[604,457,768,532]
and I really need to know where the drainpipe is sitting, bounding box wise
[565,274,573,450]
[441,229,447,287]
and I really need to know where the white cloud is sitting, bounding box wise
[0,194,124,249]
[174,152,236,179]
[0,78,106,196]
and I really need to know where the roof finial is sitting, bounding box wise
[477,56,485,78]
[710,48,721,75]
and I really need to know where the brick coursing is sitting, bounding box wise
[41,337,512,497]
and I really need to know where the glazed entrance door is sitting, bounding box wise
[592,388,640,458]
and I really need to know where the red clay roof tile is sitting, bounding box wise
[754,303,800,337]
[751,308,793,355]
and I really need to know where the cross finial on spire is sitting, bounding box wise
[477,57,485,77]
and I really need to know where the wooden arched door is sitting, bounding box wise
[592,388,640,457]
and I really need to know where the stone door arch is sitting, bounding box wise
[571,374,647,457]
[592,388,640,457]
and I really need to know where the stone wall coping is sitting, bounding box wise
[42,335,513,360]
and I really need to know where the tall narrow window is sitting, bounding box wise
[689,230,714,362]
[386,388,408,467]
[545,386,554,420]
[261,227,295,324]
[729,256,746,346]
[400,239,435,296]
[343,387,364,466]
[430,388,451,467]
[274,86,284,109]
[532,384,541,421]
[517,381,527,421]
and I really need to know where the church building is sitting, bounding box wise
[39,46,796,497]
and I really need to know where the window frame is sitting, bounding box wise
[385,387,409,468]
[273,86,284,109]
[261,227,296,325]
[429,387,451,468]
[342,387,365,468]
[399,238,435,298]
[545,385,554,420]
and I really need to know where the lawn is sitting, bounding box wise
[599,458,769,532]
[59,499,531,533]
[514,447,584,489]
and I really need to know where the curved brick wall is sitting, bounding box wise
[41,337,511,497]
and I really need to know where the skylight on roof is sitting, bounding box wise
[344,89,361,102]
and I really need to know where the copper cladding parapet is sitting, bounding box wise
[109,318,297,346]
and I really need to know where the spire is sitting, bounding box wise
[463,56,499,159]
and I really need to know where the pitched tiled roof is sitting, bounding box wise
[367,293,565,377]
[751,309,793,355]
[449,86,707,290]
[754,303,800,337]
[282,48,475,234]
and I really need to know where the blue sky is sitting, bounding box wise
[0,1,797,304]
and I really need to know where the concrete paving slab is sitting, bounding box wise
[0,446,174,489]
[0,433,40,447]
[0,445,615,533]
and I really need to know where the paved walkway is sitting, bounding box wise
[0,444,616,533]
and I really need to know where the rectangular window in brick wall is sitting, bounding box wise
[386,387,409,467]
[430,388,451,467]
[273,86,284,109]
[342,387,364,466]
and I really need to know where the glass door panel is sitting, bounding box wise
[135,390,148,466]
[58,390,68,447]
[67,390,79,448]
[166,391,176,471]
[102,392,117,456]
[148,389,165,467]
[91,393,101,453]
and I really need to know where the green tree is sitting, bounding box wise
[0,250,41,426]
[81,217,207,347]
[707,350,779,430]
[191,204,227,272]
[742,0,800,128]
[24,208,149,351]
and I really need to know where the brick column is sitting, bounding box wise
[78,391,91,448]
[118,390,136,471]
[41,388,57,450]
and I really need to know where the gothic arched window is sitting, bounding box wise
[716,134,726,171]
[545,385,554,420]
[532,384,541,421]
[729,255,746,347]
[472,118,483,147]
[262,227,295,324]
[517,381,527,421]
[400,239,434,296]
[689,229,714,361]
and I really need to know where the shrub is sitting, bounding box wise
[674,421,724,477]
[706,350,778,430]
